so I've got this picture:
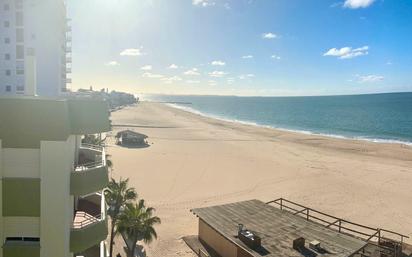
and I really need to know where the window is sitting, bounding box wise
[6,85,11,92]
[4,21,10,28]
[16,28,24,43]
[16,12,23,26]
[16,85,24,92]
[4,4,10,11]
[5,237,40,243]
[6,70,11,76]
[4,38,10,44]
[16,68,24,75]
[5,53,10,60]
[15,0,23,9]
[16,45,24,59]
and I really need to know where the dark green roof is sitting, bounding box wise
[0,96,111,148]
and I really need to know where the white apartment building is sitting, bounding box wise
[0,96,111,257]
[0,0,71,96]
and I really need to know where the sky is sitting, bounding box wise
[68,0,412,96]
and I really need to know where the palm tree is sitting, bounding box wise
[105,178,137,257]
[116,200,161,257]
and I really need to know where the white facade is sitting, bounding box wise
[0,0,71,96]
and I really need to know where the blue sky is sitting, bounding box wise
[68,0,412,96]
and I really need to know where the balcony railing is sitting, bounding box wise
[81,143,104,152]
[73,211,103,229]
[65,78,72,84]
[67,57,72,63]
[70,194,108,254]
[70,144,108,196]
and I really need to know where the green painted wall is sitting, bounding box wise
[68,99,111,134]
[70,219,108,253]
[0,97,111,148]
[0,98,71,148]
[70,166,109,196]
[2,178,40,217]
[3,243,40,257]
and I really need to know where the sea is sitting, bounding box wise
[145,92,412,145]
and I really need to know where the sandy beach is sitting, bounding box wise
[107,102,412,257]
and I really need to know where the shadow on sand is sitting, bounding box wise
[121,244,146,257]
[119,142,151,149]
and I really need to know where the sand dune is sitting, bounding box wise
[108,102,412,257]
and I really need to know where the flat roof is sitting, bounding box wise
[192,200,367,257]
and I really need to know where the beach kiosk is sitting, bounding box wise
[116,130,148,146]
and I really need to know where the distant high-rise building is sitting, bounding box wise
[0,0,71,96]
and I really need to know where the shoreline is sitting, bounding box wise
[108,102,412,257]
[163,102,412,147]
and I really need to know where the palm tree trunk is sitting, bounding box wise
[109,218,116,257]
[129,240,138,257]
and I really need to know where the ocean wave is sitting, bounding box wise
[165,103,412,146]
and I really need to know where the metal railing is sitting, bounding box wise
[266,198,409,245]
[81,143,103,152]
[74,144,105,171]
[74,159,104,171]
[72,211,103,229]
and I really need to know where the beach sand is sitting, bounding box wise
[107,102,412,257]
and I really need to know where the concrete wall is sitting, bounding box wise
[198,219,238,257]
[3,217,40,237]
[2,148,39,178]
[40,139,73,257]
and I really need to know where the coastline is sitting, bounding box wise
[165,102,412,147]
[108,102,412,257]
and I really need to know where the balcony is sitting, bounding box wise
[70,144,109,196]
[65,78,72,84]
[67,57,72,63]
[71,193,108,254]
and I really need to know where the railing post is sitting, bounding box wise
[339,220,341,233]
[378,229,381,245]
[306,209,309,221]
[280,198,283,210]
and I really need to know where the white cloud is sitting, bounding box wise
[161,76,183,84]
[192,0,215,7]
[183,68,200,76]
[209,71,228,77]
[186,80,200,84]
[224,3,231,9]
[358,75,384,83]
[323,46,369,59]
[227,78,235,84]
[208,80,217,86]
[141,65,152,71]
[271,55,281,60]
[105,61,119,66]
[141,72,163,78]
[343,0,375,9]
[168,64,179,69]
[262,32,277,39]
[211,60,226,66]
[120,48,144,56]
[242,55,254,59]
[239,74,255,79]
